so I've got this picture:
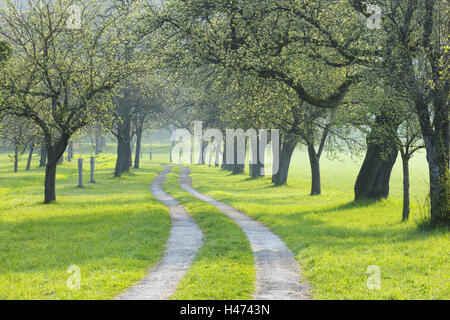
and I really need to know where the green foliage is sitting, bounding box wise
[159,0,372,109]
[0,0,151,142]
[0,39,9,64]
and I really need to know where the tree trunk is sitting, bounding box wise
[67,141,73,162]
[125,138,132,172]
[422,133,449,227]
[90,157,95,183]
[222,138,231,171]
[26,144,34,171]
[129,139,133,168]
[402,156,410,221]
[354,114,399,200]
[114,122,131,177]
[39,147,47,167]
[134,126,142,169]
[114,136,131,177]
[249,135,265,178]
[354,144,398,200]
[45,160,57,203]
[232,138,245,174]
[114,140,123,177]
[14,146,18,173]
[44,139,69,203]
[198,141,207,165]
[57,152,64,165]
[215,145,221,167]
[95,136,103,155]
[78,158,83,187]
[272,134,297,185]
[415,85,449,227]
[307,144,321,195]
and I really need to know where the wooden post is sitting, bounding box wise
[90,157,95,183]
[149,151,152,161]
[78,159,83,187]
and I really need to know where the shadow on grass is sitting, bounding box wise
[0,210,170,275]
[318,199,379,213]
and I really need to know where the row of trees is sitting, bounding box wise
[152,0,448,227]
[0,0,156,202]
[0,0,447,228]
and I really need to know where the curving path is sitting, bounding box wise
[178,165,311,300]
[117,164,203,300]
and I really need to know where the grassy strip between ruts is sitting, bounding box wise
[0,154,171,299]
[187,152,449,300]
[164,166,255,300]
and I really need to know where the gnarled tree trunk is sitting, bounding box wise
[354,113,400,200]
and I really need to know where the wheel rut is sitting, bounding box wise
[177,165,311,300]
[117,164,203,300]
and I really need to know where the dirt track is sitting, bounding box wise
[177,165,311,300]
[117,165,203,300]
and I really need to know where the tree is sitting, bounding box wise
[352,0,449,227]
[158,0,367,108]
[110,79,162,176]
[345,71,407,201]
[132,84,163,169]
[396,113,425,221]
[110,86,139,177]
[216,73,360,193]
[0,0,149,202]
[155,0,375,187]
[354,110,401,200]
[0,115,39,172]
